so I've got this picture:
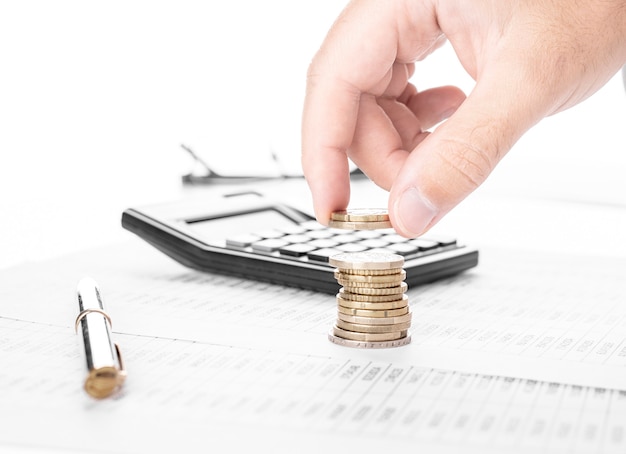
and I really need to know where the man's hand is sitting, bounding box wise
[301,0,626,237]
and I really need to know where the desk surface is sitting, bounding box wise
[2,232,626,453]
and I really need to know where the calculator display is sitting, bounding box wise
[186,209,297,245]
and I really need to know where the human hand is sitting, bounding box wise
[301,0,626,237]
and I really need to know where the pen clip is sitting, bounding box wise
[114,342,126,378]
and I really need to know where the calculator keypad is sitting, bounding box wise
[225,222,458,265]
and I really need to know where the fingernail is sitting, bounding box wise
[395,187,437,237]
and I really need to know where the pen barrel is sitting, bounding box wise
[76,277,125,398]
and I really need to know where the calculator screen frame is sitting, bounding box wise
[121,193,479,294]
[184,206,308,248]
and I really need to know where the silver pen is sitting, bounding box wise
[75,277,126,398]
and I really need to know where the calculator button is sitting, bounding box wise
[335,243,369,253]
[357,239,390,249]
[279,243,317,257]
[409,239,439,250]
[226,233,263,248]
[255,229,285,239]
[308,239,340,249]
[278,225,308,235]
[299,220,326,231]
[327,227,349,235]
[251,238,289,253]
[425,235,457,247]
[333,233,361,244]
[282,234,311,244]
[304,229,336,240]
[364,248,394,255]
[381,233,408,244]
[387,242,419,256]
[307,248,342,263]
[353,230,383,239]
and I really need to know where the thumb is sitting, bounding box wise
[388,72,546,237]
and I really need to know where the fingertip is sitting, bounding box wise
[442,86,467,117]
[304,164,351,226]
[408,85,466,130]
[302,80,358,227]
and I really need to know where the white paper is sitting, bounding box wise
[2,239,626,453]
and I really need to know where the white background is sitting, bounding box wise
[1,0,625,269]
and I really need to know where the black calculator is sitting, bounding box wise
[121,192,478,294]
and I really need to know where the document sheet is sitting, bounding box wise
[1,241,626,453]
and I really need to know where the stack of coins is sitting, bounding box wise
[328,251,412,348]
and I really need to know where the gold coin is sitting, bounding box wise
[336,278,403,289]
[342,282,408,296]
[332,325,408,342]
[337,311,412,326]
[338,288,406,303]
[328,219,393,230]
[337,267,404,276]
[330,209,389,223]
[337,294,408,310]
[334,269,406,283]
[328,331,412,349]
[337,306,409,318]
[336,319,412,334]
[329,252,404,270]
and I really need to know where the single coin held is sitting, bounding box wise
[329,208,393,230]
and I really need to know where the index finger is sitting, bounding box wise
[301,78,358,223]
[301,1,395,223]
